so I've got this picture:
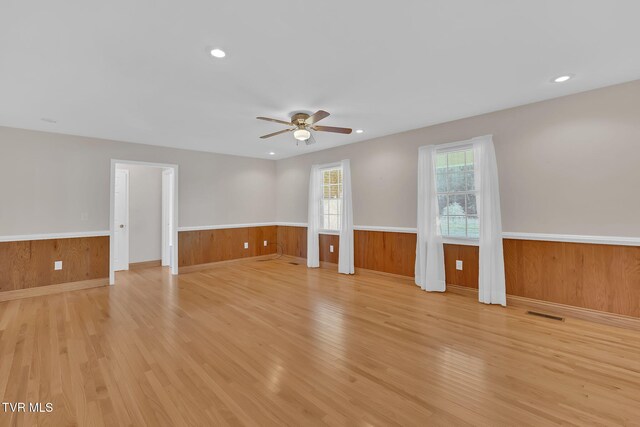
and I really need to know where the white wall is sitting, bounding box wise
[116,164,162,263]
[0,127,276,236]
[276,80,640,237]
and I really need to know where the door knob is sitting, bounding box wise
[119,224,125,228]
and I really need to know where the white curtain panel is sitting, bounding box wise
[338,159,355,274]
[474,136,507,306]
[415,145,446,292]
[307,165,321,268]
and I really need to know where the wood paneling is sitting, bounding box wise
[504,239,640,318]
[319,234,339,263]
[276,225,307,257]
[354,230,416,276]
[0,236,109,292]
[178,226,277,267]
[275,226,640,318]
[444,244,479,288]
[2,260,639,425]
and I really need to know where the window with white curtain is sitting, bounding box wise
[320,166,342,231]
[435,147,479,238]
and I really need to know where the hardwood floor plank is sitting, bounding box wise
[0,260,639,426]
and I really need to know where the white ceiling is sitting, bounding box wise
[1,1,640,159]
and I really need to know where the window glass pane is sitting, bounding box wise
[448,172,465,192]
[437,195,447,212]
[330,170,339,184]
[323,185,330,198]
[323,201,329,215]
[448,151,465,171]
[465,172,475,191]
[450,195,465,214]
[436,153,447,171]
[466,194,477,215]
[328,184,336,198]
[439,216,449,236]
[329,215,338,230]
[448,216,466,237]
[337,184,343,198]
[336,199,342,215]
[436,173,447,192]
[464,149,474,170]
[467,216,479,238]
[323,171,331,184]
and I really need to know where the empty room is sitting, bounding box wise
[1,1,639,425]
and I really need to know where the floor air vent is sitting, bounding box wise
[526,311,564,321]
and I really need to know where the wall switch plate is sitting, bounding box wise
[456,260,463,270]
[244,242,249,249]
[264,240,268,247]
[54,261,63,270]
[329,245,334,253]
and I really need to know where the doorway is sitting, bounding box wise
[110,160,178,284]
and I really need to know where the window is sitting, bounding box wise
[321,167,342,231]
[435,148,478,239]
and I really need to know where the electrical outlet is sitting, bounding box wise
[456,260,463,270]
[54,261,63,270]
[263,240,268,247]
[329,245,334,253]
[244,242,249,249]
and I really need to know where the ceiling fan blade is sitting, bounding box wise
[312,125,352,134]
[305,132,317,146]
[256,116,293,126]
[260,128,292,139]
[305,110,330,125]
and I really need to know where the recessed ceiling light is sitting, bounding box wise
[41,118,57,123]
[269,152,275,156]
[553,74,573,83]
[210,48,226,58]
[355,129,364,134]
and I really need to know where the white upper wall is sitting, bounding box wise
[276,80,640,237]
[3,80,640,238]
[0,127,276,236]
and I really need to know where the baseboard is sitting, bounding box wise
[129,260,162,270]
[178,254,279,274]
[0,278,109,303]
[446,284,640,331]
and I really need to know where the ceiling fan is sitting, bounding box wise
[256,110,352,145]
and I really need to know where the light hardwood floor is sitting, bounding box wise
[1,258,639,426]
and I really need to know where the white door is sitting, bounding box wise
[114,169,129,271]
[161,169,173,266]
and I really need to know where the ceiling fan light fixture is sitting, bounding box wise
[210,48,226,58]
[294,129,311,141]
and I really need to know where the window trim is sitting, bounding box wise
[434,143,479,241]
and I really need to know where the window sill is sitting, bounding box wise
[442,237,479,246]
[319,230,340,236]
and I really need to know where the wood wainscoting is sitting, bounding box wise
[178,226,277,267]
[275,226,416,275]
[276,226,640,319]
[444,240,640,318]
[0,236,109,292]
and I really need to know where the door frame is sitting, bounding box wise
[161,168,174,267]
[109,159,179,285]
[114,168,130,271]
